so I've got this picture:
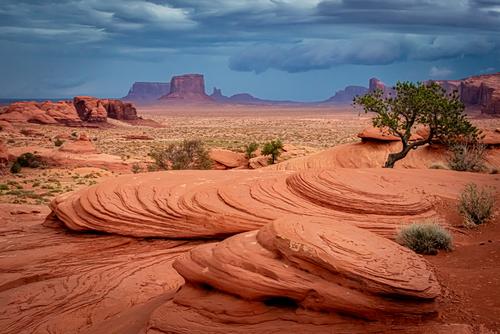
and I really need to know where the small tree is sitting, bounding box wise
[262,139,284,164]
[149,139,212,170]
[244,142,259,159]
[354,82,479,168]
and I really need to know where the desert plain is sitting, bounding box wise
[0,100,499,334]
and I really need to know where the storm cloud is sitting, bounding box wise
[0,0,499,99]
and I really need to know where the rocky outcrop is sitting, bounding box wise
[148,216,442,333]
[58,132,99,154]
[0,101,82,125]
[209,149,247,169]
[101,99,139,121]
[0,97,140,126]
[123,82,170,102]
[323,85,368,104]
[357,127,423,142]
[0,140,8,170]
[160,74,213,102]
[369,77,394,97]
[73,96,108,122]
[49,167,500,240]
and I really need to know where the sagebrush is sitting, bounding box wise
[458,183,495,227]
[396,222,452,255]
[149,139,212,170]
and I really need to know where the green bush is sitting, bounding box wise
[54,138,65,147]
[10,162,22,174]
[458,183,495,227]
[396,222,452,255]
[261,139,284,164]
[447,140,486,172]
[131,163,142,174]
[244,142,259,159]
[149,139,212,170]
[16,152,44,168]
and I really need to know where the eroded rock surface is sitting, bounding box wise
[49,168,499,240]
[145,216,459,333]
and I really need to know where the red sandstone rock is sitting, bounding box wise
[0,140,8,170]
[358,127,424,142]
[101,99,139,120]
[58,132,99,154]
[0,120,14,132]
[147,216,445,332]
[160,74,213,102]
[73,96,108,122]
[48,168,499,239]
[209,149,247,169]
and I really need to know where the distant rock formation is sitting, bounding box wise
[368,78,394,97]
[323,85,368,104]
[0,101,82,126]
[73,96,108,122]
[209,87,299,105]
[123,82,170,102]
[0,97,141,126]
[430,73,500,115]
[160,74,213,102]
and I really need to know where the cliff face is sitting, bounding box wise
[101,99,139,121]
[368,78,394,97]
[160,74,213,102]
[123,82,170,102]
[436,73,500,114]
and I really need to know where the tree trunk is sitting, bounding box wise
[384,145,413,168]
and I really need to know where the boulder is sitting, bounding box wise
[147,216,443,333]
[101,99,139,120]
[209,149,247,169]
[59,132,99,154]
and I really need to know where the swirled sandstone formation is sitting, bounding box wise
[49,168,499,239]
[144,216,464,333]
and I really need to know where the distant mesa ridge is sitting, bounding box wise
[123,82,170,101]
[120,72,499,113]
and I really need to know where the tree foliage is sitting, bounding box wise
[261,139,284,164]
[354,81,479,168]
[149,139,212,170]
[244,142,259,160]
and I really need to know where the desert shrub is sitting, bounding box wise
[10,162,22,174]
[244,142,259,159]
[429,162,448,170]
[131,163,142,174]
[54,138,65,147]
[149,139,212,170]
[396,222,452,255]
[458,183,495,227]
[16,152,44,168]
[447,140,486,172]
[71,131,78,138]
[262,139,284,164]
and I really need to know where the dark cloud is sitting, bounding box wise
[0,0,498,97]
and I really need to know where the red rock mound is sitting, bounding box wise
[49,168,498,239]
[145,216,466,333]
[73,96,108,122]
[0,101,81,125]
[0,140,9,171]
[209,149,247,169]
[58,132,99,154]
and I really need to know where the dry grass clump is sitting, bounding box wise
[458,183,495,227]
[396,221,452,255]
[447,140,486,172]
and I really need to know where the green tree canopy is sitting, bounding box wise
[354,81,479,168]
[261,139,284,164]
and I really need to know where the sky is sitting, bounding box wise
[0,0,499,101]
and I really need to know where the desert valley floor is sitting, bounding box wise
[0,105,499,334]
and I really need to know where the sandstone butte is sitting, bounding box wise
[0,96,144,126]
[159,73,214,102]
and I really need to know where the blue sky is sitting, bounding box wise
[0,0,499,101]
